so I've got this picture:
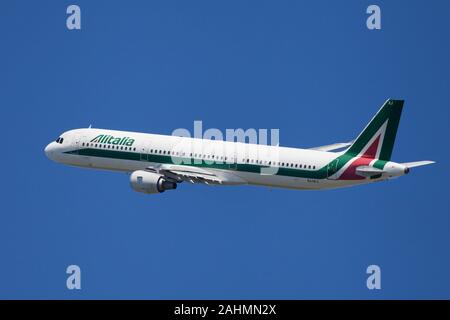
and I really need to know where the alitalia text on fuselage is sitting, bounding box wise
[90,135,135,146]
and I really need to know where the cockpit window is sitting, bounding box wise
[55,137,64,144]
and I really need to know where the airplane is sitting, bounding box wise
[45,99,434,194]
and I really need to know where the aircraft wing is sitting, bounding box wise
[146,164,246,185]
[309,141,353,152]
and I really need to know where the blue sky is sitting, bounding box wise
[0,1,449,299]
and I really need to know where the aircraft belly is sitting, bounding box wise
[66,154,384,190]
[228,170,377,190]
[68,154,147,172]
[228,170,324,190]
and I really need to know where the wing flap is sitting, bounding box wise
[148,164,246,185]
[166,169,222,184]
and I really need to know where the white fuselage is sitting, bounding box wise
[45,128,406,190]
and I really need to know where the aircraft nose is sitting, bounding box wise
[44,142,54,159]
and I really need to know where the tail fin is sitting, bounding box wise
[345,99,403,161]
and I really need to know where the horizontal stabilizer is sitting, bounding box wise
[355,165,385,178]
[401,160,435,168]
[310,141,353,152]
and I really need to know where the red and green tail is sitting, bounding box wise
[326,99,404,180]
[344,99,404,161]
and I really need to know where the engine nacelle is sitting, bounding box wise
[130,170,177,194]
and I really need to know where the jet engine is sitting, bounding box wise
[130,170,177,194]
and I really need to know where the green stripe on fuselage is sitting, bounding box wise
[65,148,333,179]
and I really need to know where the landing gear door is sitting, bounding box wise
[327,158,339,180]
